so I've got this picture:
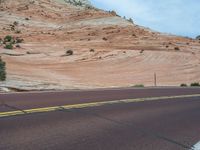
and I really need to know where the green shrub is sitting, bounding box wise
[102,37,108,41]
[132,33,136,37]
[13,21,19,26]
[4,43,13,49]
[133,84,144,87]
[76,1,83,6]
[4,35,13,42]
[3,36,23,49]
[90,49,95,52]
[109,10,117,16]
[190,82,200,87]
[196,35,200,40]
[174,47,180,51]
[140,50,144,54]
[128,18,134,24]
[0,38,2,44]
[0,57,6,81]
[16,44,21,48]
[180,83,187,87]
[66,50,73,56]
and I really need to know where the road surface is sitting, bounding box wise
[0,87,200,150]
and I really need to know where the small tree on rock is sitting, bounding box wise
[128,18,134,24]
[196,35,200,40]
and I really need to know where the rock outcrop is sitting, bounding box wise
[0,0,200,92]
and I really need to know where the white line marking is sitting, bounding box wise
[192,141,200,150]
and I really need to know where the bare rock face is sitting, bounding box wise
[0,0,200,92]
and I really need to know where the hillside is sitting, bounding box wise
[0,0,200,91]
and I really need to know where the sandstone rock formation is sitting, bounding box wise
[0,0,200,91]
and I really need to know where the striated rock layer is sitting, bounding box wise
[0,0,200,91]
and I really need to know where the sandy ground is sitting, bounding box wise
[0,0,200,91]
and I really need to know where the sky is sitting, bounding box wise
[90,0,200,38]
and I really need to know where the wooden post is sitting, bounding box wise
[154,73,157,87]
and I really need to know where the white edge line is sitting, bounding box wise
[192,141,200,150]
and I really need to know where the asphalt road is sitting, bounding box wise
[1,87,200,111]
[0,87,200,150]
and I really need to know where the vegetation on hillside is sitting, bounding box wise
[196,35,200,40]
[65,0,92,8]
[180,83,200,87]
[180,83,187,87]
[0,56,6,81]
[128,18,134,24]
[66,50,73,56]
[2,35,24,49]
[190,82,200,87]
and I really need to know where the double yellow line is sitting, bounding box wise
[1,94,200,118]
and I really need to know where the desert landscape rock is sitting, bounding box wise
[0,0,200,92]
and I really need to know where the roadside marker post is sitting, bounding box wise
[154,73,157,87]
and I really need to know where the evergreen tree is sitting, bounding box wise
[196,35,200,40]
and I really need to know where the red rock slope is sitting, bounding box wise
[0,0,200,91]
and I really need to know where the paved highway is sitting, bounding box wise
[0,87,200,150]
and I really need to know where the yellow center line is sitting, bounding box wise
[0,94,200,118]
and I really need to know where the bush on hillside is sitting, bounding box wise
[75,1,83,6]
[3,36,24,49]
[196,35,200,40]
[174,47,180,51]
[133,84,144,87]
[4,35,13,42]
[128,18,134,24]
[4,43,13,49]
[66,50,73,56]
[180,83,187,87]
[190,82,200,87]
[0,57,6,81]
[109,10,117,16]
[0,38,2,45]
[13,21,19,26]
[16,44,21,48]
[90,49,95,52]
[102,37,108,41]
[140,50,144,54]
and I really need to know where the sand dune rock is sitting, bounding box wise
[0,0,200,91]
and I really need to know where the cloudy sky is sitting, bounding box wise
[90,0,200,38]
